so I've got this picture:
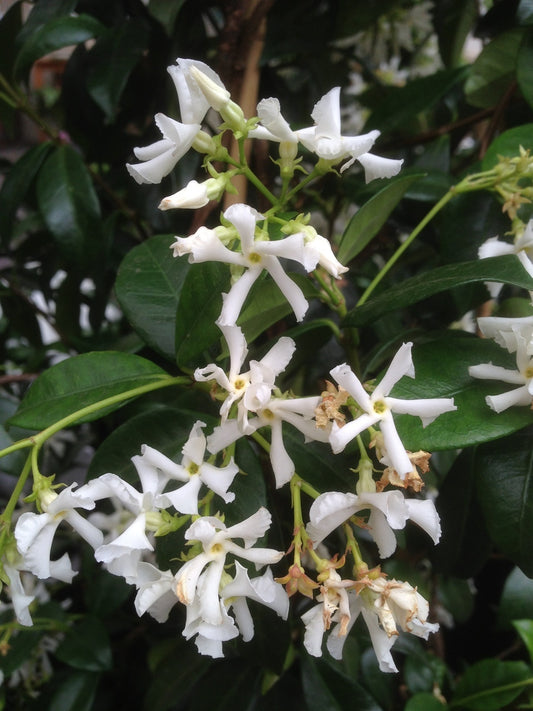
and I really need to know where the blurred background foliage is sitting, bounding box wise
[1,0,533,709]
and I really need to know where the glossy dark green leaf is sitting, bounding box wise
[434,0,478,68]
[15,15,106,79]
[145,637,211,711]
[87,407,213,484]
[55,617,112,671]
[391,333,533,450]
[475,430,533,576]
[188,661,260,711]
[450,659,531,710]
[513,620,533,664]
[517,30,533,109]
[48,670,100,711]
[87,19,149,121]
[146,0,186,34]
[343,256,533,327]
[364,68,468,133]
[499,567,533,625]
[0,142,53,243]
[15,0,76,46]
[175,262,230,367]
[0,1,22,80]
[7,351,168,430]
[482,123,533,169]
[36,144,103,267]
[433,449,491,577]
[115,234,190,362]
[337,173,425,265]
[406,694,448,711]
[301,655,383,711]
[464,29,523,108]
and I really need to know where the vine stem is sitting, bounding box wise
[0,376,189,461]
[356,187,456,307]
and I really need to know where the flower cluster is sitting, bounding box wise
[2,57,455,673]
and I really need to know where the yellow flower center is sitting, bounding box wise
[525,366,533,379]
[373,399,387,415]
[209,543,224,555]
[248,252,262,264]
[187,463,199,475]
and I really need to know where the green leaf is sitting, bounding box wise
[433,449,491,577]
[450,659,532,710]
[517,30,533,109]
[499,567,533,626]
[146,0,186,34]
[15,15,106,79]
[55,616,112,671]
[188,661,260,711]
[475,431,533,576]
[87,407,214,484]
[175,262,230,367]
[392,333,533,451]
[364,68,468,133]
[86,19,149,121]
[405,693,447,711]
[15,0,76,47]
[337,173,425,265]
[36,144,104,267]
[513,620,533,664]
[301,655,383,711]
[343,256,533,327]
[465,29,524,108]
[48,670,100,711]
[0,142,53,244]
[115,234,190,362]
[0,1,22,80]
[434,0,478,68]
[482,123,533,169]
[7,351,168,430]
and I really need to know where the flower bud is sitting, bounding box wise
[189,65,231,111]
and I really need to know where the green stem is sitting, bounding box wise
[343,522,366,573]
[0,376,188,461]
[356,187,456,307]
[0,453,32,525]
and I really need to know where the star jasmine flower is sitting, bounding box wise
[326,577,438,671]
[159,176,227,210]
[329,343,457,478]
[3,559,35,626]
[469,330,533,412]
[220,561,290,642]
[478,222,533,296]
[126,114,201,184]
[167,58,227,125]
[249,97,299,144]
[195,324,295,429]
[175,509,284,629]
[297,87,403,179]
[301,567,354,657]
[306,490,440,558]
[133,562,178,622]
[148,420,238,515]
[476,315,533,354]
[207,394,329,489]
[171,203,317,325]
[14,484,103,582]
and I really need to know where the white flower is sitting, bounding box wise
[3,560,35,626]
[249,97,299,144]
[478,221,533,297]
[220,561,289,642]
[326,577,438,672]
[306,490,440,558]
[195,324,295,428]
[133,562,178,622]
[175,509,284,628]
[172,203,315,325]
[301,567,353,657]
[469,329,533,412]
[207,393,329,489]
[159,176,227,210]
[476,315,533,354]
[14,484,103,581]
[150,420,238,515]
[127,58,225,185]
[329,343,457,478]
[126,114,201,184]
[297,87,403,179]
